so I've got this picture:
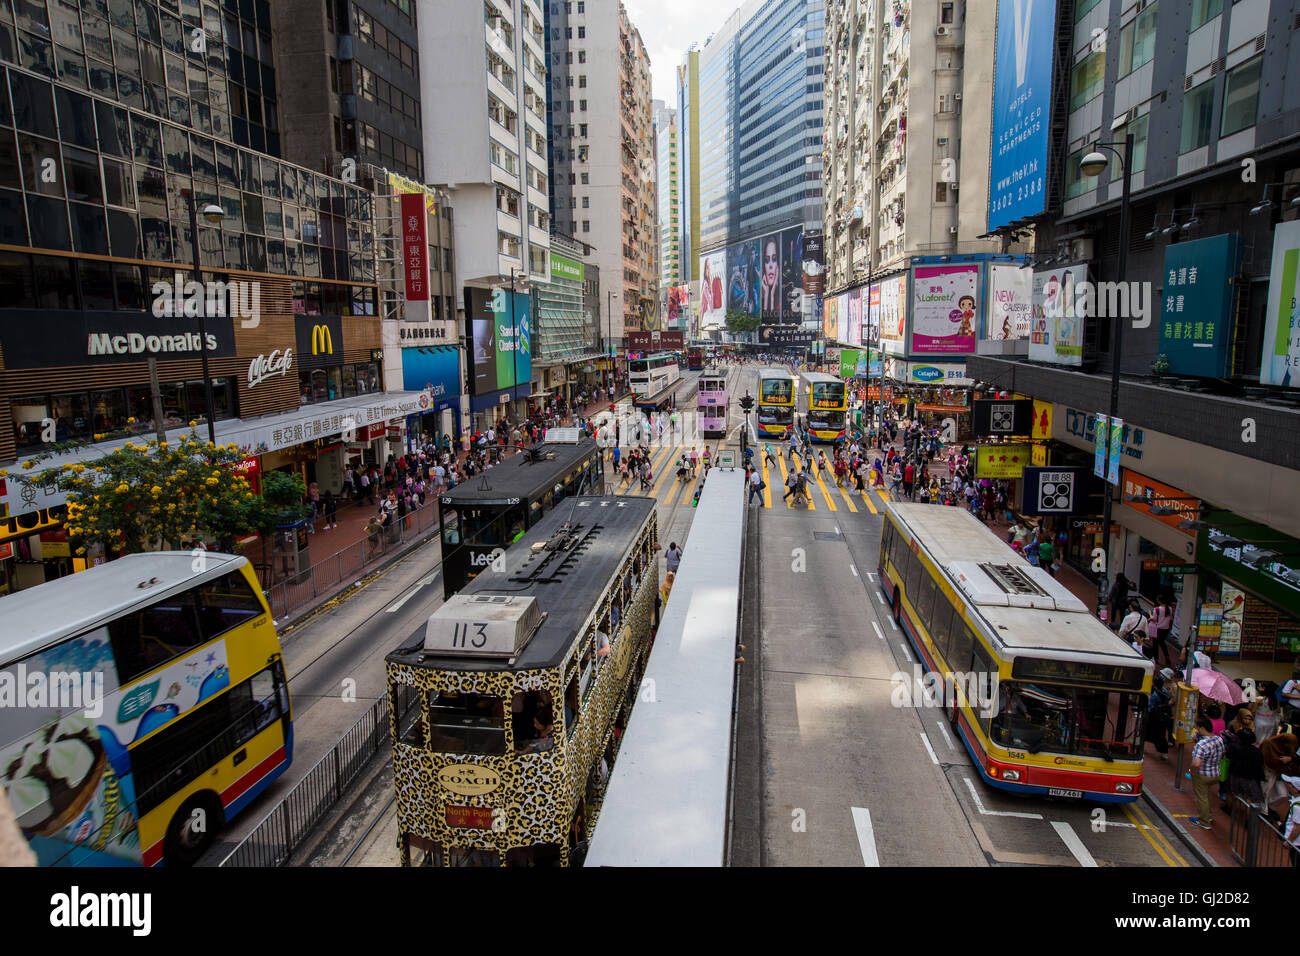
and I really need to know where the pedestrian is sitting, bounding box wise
[323,490,338,529]
[1108,572,1131,628]
[307,481,321,532]
[365,516,383,557]
[748,467,765,504]
[902,460,915,499]
[783,469,799,503]
[1226,728,1266,806]
[1038,535,1057,577]
[1263,728,1300,820]
[1149,594,1174,666]
[1144,675,1175,759]
[665,542,683,574]
[1189,717,1226,831]
[1283,776,1300,865]
[343,466,356,500]
[1118,601,1150,654]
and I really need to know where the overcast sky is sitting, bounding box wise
[621,0,735,105]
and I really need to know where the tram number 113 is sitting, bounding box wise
[451,622,490,648]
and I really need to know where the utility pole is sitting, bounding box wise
[148,357,166,444]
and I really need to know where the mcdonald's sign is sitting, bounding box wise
[295,314,343,368]
[311,324,333,355]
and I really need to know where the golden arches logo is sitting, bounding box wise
[311,324,333,355]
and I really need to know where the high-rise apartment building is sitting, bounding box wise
[419,0,551,290]
[272,0,424,182]
[653,100,679,325]
[676,47,700,284]
[545,0,654,346]
[822,0,1023,291]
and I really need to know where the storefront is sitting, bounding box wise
[883,358,972,434]
[400,340,462,452]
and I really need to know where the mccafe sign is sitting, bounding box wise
[248,349,294,387]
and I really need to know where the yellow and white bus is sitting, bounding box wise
[878,503,1152,803]
[0,553,292,865]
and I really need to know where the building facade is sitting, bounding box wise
[271,0,424,183]
[0,0,447,590]
[653,100,679,328]
[969,0,1300,666]
[544,0,654,347]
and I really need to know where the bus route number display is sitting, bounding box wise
[1010,657,1146,690]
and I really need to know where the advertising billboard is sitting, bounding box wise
[665,284,689,330]
[1157,234,1241,378]
[987,0,1057,232]
[823,294,838,340]
[839,349,859,380]
[1260,220,1300,387]
[779,227,803,324]
[1029,265,1087,366]
[465,288,531,396]
[912,265,979,354]
[802,233,825,297]
[877,274,907,353]
[700,250,727,327]
[987,264,1034,340]
[758,234,783,323]
[867,283,881,347]
[846,290,862,346]
[727,239,760,318]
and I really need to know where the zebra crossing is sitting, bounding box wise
[606,436,897,514]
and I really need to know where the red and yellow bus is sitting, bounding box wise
[878,503,1151,803]
[1,553,292,865]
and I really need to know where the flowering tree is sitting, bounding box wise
[2,428,256,557]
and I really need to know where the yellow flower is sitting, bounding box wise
[150,486,163,496]
[21,461,34,470]
[72,464,85,473]
[126,417,136,424]
[61,463,73,471]
[116,483,129,494]
[0,469,7,477]
[189,420,197,427]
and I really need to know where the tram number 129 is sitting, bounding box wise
[452,622,490,649]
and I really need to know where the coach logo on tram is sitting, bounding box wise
[438,764,502,796]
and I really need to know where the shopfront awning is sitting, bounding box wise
[2,389,438,518]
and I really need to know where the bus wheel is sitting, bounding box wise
[165,792,224,867]
[891,591,901,626]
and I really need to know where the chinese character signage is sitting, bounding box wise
[1031,400,1052,440]
[1021,467,1084,516]
[976,444,1028,479]
[1158,233,1240,378]
[987,0,1058,232]
[400,193,428,303]
[911,265,980,354]
[1261,219,1300,387]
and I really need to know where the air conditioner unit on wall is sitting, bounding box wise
[936,26,950,36]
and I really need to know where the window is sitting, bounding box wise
[109,588,207,684]
[904,549,923,601]
[1118,2,1157,77]
[1064,146,1099,199]
[935,182,948,203]
[580,99,587,111]
[578,74,586,88]
[577,26,585,38]
[426,691,507,755]
[915,574,938,633]
[941,2,954,24]
[1180,79,1214,153]
[580,172,589,184]
[581,220,589,232]
[196,571,265,638]
[1111,114,1149,180]
[1069,50,1104,111]
[1221,55,1263,137]
[1075,0,1102,19]
[1190,0,1221,31]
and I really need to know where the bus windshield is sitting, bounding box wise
[629,360,648,374]
[758,404,794,426]
[760,379,793,403]
[809,410,845,431]
[989,682,1145,760]
[811,382,845,407]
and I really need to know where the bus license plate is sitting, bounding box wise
[1049,788,1083,798]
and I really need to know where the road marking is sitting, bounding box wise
[385,571,438,613]
[859,489,878,514]
[919,732,939,765]
[866,571,875,581]
[850,807,880,867]
[1051,821,1098,867]
[834,525,840,535]
[1122,801,1186,867]
[871,621,884,641]
[898,643,912,663]
[849,563,857,576]
[874,591,885,606]
[936,722,955,750]
[962,777,1043,819]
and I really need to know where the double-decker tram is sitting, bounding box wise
[0,553,292,866]
[697,368,728,438]
[797,371,847,443]
[755,368,796,439]
[439,434,603,599]
[686,346,704,371]
[878,503,1151,802]
[386,495,660,867]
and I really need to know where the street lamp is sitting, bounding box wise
[1078,133,1134,616]
[183,190,225,446]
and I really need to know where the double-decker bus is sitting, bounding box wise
[697,368,728,438]
[387,495,659,867]
[755,368,796,439]
[0,553,292,866]
[686,347,704,371]
[879,503,1151,803]
[629,352,680,400]
[439,434,603,599]
[797,371,848,443]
